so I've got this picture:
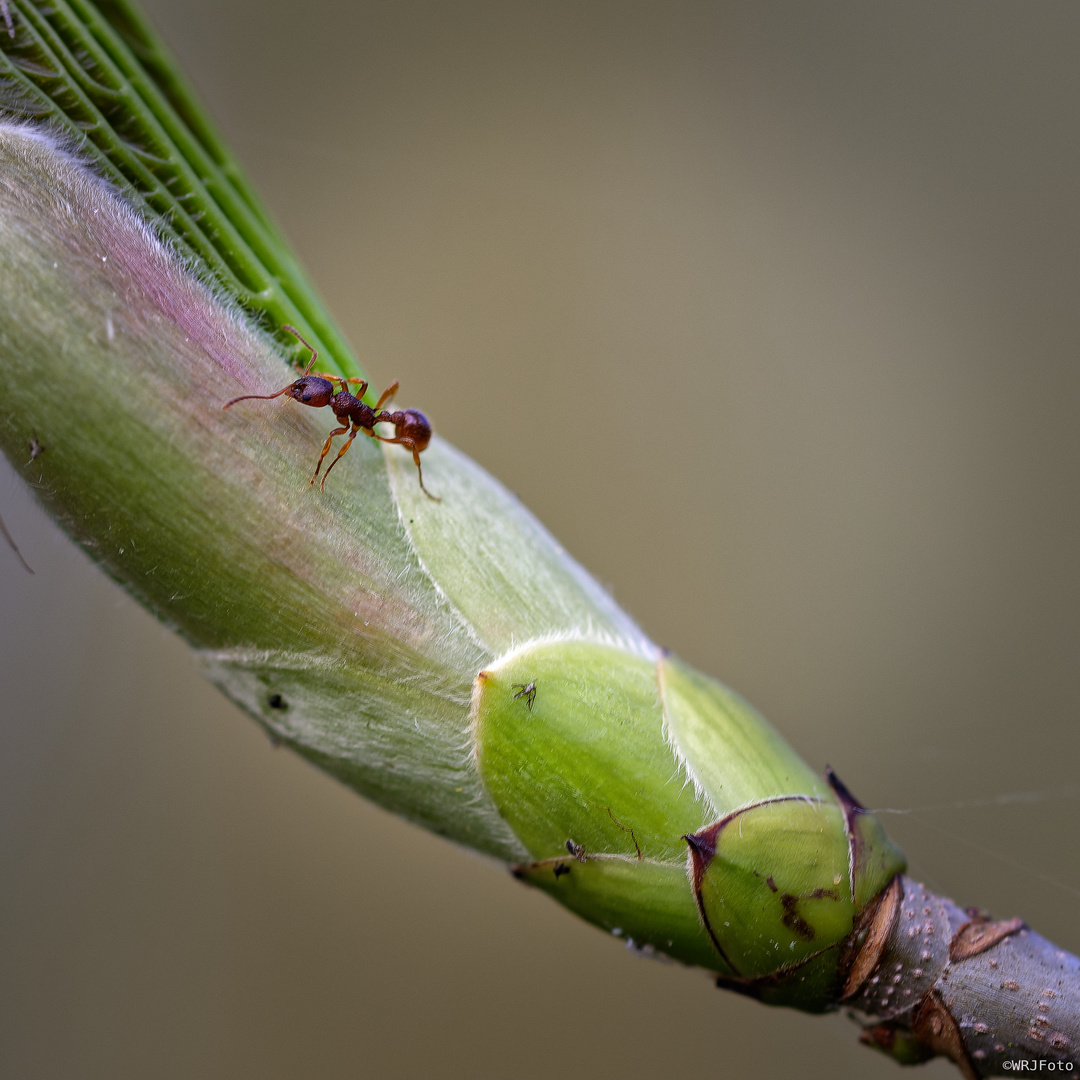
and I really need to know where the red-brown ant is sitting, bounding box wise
[223,326,439,500]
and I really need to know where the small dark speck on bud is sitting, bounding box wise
[553,862,570,879]
[512,681,537,711]
[268,693,287,710]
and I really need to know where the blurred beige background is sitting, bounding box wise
[3,2,1079,1077]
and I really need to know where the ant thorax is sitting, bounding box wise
[329,389,356,422]
[345,396,379,430]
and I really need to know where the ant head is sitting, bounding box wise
[394,409,432,452]
[286,375,335,408]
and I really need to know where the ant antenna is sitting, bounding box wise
[223,385,296,408]
[280,324,318,375]
[222,325,320,409]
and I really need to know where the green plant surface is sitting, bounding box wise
[4,4,1079,1077]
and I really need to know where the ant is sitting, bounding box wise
[223,326,439,500]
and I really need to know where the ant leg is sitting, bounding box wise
[319,424,361,489]
[302,374,369,395]
[335,377,369,400]
[281,324,318,375]
[375,380,399,411]
[373,434,441,501]
[412,446,441,502]
[280,328,371,398]
[310,424,350,484]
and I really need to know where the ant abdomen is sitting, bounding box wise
[387,409,432,453]
[373,409,438,500]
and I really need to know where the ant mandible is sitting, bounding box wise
[223,326,440,501]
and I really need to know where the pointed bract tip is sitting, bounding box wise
[683,829,717,867]
[825,765,865,813]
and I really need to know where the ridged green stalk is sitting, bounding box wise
[1,4,1076,1074]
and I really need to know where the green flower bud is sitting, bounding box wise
[0,5,906,1015]
[475,640,904,1006]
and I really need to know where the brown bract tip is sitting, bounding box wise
[949,916,1026,963]
[912,991,979,1080]
[840,875,903,1001]
[859,1022,936,1065]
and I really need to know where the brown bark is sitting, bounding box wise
[842,875,1080,1076]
